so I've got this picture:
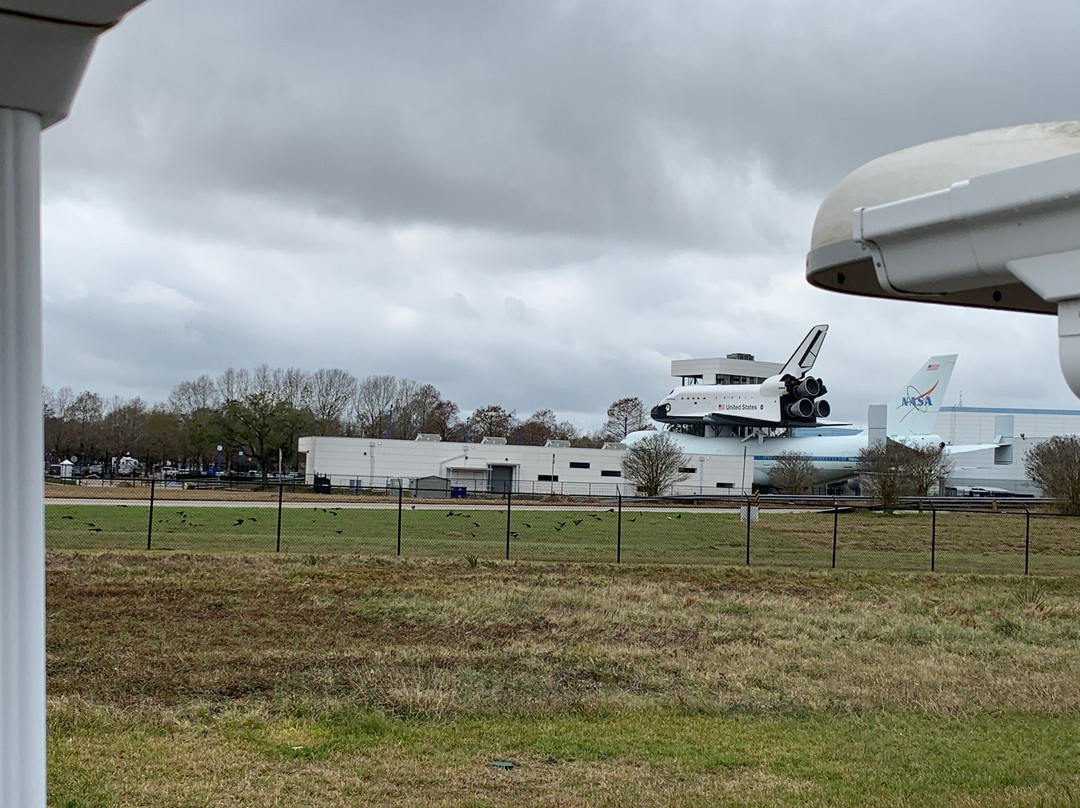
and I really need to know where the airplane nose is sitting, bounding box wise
[651,403,670,420]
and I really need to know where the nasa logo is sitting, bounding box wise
[902,396,932,407]
[899,380,939,410]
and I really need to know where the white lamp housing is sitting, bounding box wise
[807,122,1080,397]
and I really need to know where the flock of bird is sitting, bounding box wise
[58,505,678,542]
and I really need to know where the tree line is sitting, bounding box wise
[44,366,651,481]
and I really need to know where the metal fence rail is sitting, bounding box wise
[43,480,1080,576]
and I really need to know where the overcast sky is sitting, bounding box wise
[39,0,1080,430]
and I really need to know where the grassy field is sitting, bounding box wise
[47,552,1080,807]
[45,501,1080,575]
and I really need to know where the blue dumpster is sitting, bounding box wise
[451,486,467,499]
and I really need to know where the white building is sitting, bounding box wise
[934,406,1080,496]
[297,435,753,497]
[670,352,781,387]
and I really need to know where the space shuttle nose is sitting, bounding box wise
[651,403,669,420]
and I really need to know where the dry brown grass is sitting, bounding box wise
[47,553,1080,718]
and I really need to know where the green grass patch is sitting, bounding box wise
[46,502,1080,575]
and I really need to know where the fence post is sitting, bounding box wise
[745,494,751,566]
[831,500,838,569]
[930,503,936,572]
[617,490,622,564]
[146,477,155,551]
[397,483,403,557]
[276,482,283,553]
[1024,507,1030,576]
[505,488,512,560]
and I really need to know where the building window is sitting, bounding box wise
[569,461,590,469]
[600,470,621,477]
[716,482,734,489]
[538,474,559,482]
[679,467,697,474]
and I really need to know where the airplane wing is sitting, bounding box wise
[778,324,828,379]
[943,443,1005,454]
[703,412,850,429]
[894,436,1005,454]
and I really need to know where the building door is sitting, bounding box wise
[489,465,514,494]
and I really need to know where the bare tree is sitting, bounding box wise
[353,374,399,438]
[1025,435,1080,514]
[857,440,951,510]
[519,409,558,445]
[167,376,223,470]
[421,393,462,440]
[43,386,75,458]
[168,375,220,414]
[100,396,148,462]
[467,404,517,441]
[767,451,817,494]
[216,367,252,401]
[905,442,953,497]
[307,368,357,433]
[621,431,691,496]
[603,397,650,441]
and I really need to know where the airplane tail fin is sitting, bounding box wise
[778,324,829,379]
[887,354,957,437]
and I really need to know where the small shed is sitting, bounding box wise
[412,475,451,498]
[58,459,75,479]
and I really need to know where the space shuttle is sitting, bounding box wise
[628,352,1003,487]
[650,325,840,430]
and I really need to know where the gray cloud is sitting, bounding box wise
[35,0,1080,428]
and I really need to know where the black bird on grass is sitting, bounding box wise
[233,519,245,526]
[61,515,73,520]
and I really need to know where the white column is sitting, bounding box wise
[0,107,45,807]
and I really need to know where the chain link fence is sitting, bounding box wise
[44,479,1080,575]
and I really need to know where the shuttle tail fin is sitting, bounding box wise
[778,324,829,379]
[887,354,957,437]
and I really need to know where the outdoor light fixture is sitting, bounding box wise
[0,3,147,804]
[806,122,1080,397]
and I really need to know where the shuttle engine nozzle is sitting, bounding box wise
[793,377,822,398]
[786,398,815,419]
[814,399,831,418]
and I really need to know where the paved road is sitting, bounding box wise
[45,498,757,513]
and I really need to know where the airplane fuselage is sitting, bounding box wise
[633,430,863,486]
